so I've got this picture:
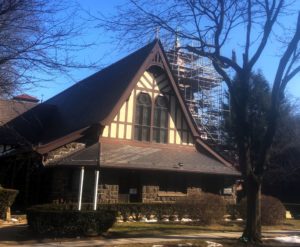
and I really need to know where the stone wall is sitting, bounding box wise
[142,186,159,202]
[98,184,119,203]
[50,168,233,205]
[157,191,186,202]
[187,187,202,196]
[142,185,203,203]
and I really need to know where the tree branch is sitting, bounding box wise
[248,0,284,69]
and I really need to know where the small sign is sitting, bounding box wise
[223,187,233,195]
[129,188,137,194]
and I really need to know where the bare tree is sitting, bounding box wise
[0,0,91,97]
[97,0,300,243]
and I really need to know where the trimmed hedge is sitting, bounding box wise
[98,203,178,221]
[176,193,226,224]
[80,193,225,224]
[27,204,117,236]
[50,203,179,221]
[27,192,227,235]
[0,187,18,220]
[239,195,286,225]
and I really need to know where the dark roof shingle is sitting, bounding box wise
[5,40,157,145]
[49,139,239,176]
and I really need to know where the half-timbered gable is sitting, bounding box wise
[102,69,194,146]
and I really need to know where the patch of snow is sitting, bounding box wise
[145,218,158,223]
[10,218,18,223]
[139,217,158,223]
[181,218,192,222]
[139,217,147,222]
[274,236,300,244]
[206,241,223,247]
[286,211,293,219]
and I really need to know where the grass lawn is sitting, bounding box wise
[263,219,300,231]
[108,219,300,238]
[109,222,241,238]
[0,219,299,246]
[108,220,300,246]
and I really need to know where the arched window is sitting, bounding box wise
[153,96,168,143]
[134,93,152,141]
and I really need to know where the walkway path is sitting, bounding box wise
[0,224,300,247]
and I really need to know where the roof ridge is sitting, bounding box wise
[43,39,158,106]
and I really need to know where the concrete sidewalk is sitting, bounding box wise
[1,229,300,247]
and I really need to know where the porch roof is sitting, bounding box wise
[51,139,240,176]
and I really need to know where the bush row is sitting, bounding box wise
[27,193,286,237]
[0,187,18,220]
[27,206,117,237]
[40,193,226,225]
[37,202,186,221]
[176,193,226,224]
[98,192,226,224]
[96,194,284,226]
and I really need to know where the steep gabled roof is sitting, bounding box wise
[0,98,39,145]
[0,98,38,126]
[5,40,157,147]
[4,39,234,168]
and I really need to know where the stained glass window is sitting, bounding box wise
[134,93,152,141]
[153,96,168,143]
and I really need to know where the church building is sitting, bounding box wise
[0,40,239,207]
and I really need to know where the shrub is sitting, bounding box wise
[95,203,177,221]
[0,187,18,220]
[226,204,240,220]
[27,204,117,236]
[30,199,227,227]
[239,195,286,225]
[176,192,226,225]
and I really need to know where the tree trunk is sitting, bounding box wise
[242,173,262,243]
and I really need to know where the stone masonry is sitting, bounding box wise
[142,186,159,202]
[98,184,119,203]
[142,185,203,203]
[187,187,202,196]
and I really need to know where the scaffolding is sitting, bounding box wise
[166,42,225,145]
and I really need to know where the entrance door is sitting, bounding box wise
[119,171,142,203]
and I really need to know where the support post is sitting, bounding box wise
[78,166,85,211]
[93,170,99,211]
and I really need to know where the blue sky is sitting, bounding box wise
[26,0,300,104]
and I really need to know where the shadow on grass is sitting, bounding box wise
[0,224,46,243]
[0,224,103,244]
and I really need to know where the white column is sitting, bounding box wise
[78,166,85,211]
[93,170,100,211]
